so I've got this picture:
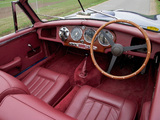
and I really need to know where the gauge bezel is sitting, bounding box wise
[71,27,82,41]
[84,28,96,43]
[98,30,115,46]
[59,27,69,39]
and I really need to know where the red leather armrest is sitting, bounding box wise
[0,57,21,72]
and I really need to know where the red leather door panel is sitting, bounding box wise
[0,30,46,76]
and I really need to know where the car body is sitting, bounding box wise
[0,0,159,120]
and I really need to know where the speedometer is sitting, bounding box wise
[84,28,95,43]
[71,27,82,41]
[98,30,114,46]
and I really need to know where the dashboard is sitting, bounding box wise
[38,26,116,53]
[36,19,160,59]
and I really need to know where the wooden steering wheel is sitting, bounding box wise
[90,19,151,80]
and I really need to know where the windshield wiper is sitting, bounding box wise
[78,0,85,12]
[87,8,119,19]
[77,0,118,20]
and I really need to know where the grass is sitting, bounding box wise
[32,0,106,20]
[0,0,106,37]
[0,3,33,37]
[156,0,160,14]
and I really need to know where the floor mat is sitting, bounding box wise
[98,74,148,101]
[44,47,109,86]
[44,52,84,84]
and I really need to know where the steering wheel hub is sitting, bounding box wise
[111,44,123,56]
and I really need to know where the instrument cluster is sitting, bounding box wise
[59,26,116,52]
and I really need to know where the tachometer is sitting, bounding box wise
[84,28,95,43]
[98,30,114,46]
[71,27,82,41]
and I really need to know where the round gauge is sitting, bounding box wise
[59,27,69,41]
[84,28,95,43]
[71,27,82,41]
[98,30,114,46]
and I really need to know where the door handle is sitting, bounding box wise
[0,57,21,71]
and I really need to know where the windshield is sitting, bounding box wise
[0,0,159,37]
[28,0,106,20]
[29,0,160,32]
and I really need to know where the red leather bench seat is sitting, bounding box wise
[65,85,137,120]
[0,94,75,120]
[0,70,29,102]
[22,67,70,105]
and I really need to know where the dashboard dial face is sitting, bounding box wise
[84,28,95,43]
[59,27,69,40]
[71,27,82,41]
[98,30,114,46]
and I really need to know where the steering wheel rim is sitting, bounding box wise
[90,19,151,80]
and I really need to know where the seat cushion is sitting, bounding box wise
[0,70,29,102]
[22,67,70,105]
[0,94,76,120]
[65,85,137,120]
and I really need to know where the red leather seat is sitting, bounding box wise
[65,85,137,120]
[22,67,70,105]
[0,70,29,102]
[0,94,76,120]
[140,101,151,120]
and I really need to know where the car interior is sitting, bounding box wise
[0,0,160,120]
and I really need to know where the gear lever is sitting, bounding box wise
[79,54,88,78]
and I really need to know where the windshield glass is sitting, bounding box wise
[29,0,160,32]
[29,0,106,21]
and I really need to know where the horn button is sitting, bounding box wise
[111,44,124,56]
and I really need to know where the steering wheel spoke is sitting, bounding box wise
[123,44,147,52]
[107,55,117,73]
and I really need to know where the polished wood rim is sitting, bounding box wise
[90,19,151,80]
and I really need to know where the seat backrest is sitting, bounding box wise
[0,70,29,102]
[140,101,151,120]
[65,85,137,120]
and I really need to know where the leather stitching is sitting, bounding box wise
[40,81,55,99]
[74,86,92,118]
[27,76,41,91]
[10,95,56,120]
[83,100,95,120]
[117,97,125,120]
[0,75,11,87]
[34,78,49,96]
[95,103,103,119]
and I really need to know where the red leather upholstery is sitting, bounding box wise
[149,65,160,120]
[65,85,137,120]
[140,101,151,120]
[0,70,29,102]
[0,94,76,120]
[22,67,70,105]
